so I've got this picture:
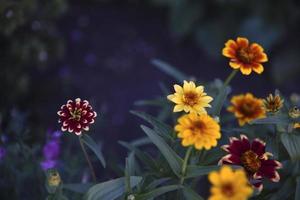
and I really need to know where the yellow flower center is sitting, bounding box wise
[183,91,199,106]
[240,150,261,173]
[70,108,82,121]
[237,48,255,64]
[221,183,234,197]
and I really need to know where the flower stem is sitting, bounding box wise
[79,136,97,182]
[223,69,238,87]
[180,146,193,185]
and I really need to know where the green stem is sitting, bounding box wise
[180,147,193,185]
[223,69,238,87]
[79,136,97,182]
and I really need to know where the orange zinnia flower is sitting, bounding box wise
[228,93,266,126]
[222,37,268,75]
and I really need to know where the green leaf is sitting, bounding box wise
[151,59,188,82]
[125,154,136,193]
[183,187,204,200]
[63,183,93,194]
[145,178,171,191]
[130,137,151,146]
[296,176,300,200]
[270,177,294,200]
[131,111,174,142]
[81,134,106,168]
[281,133,300,161]
[250,115,290,125]
[140,125,183,177]
[210,86,230,117]
[186,165,219,178]
[136,185,183,200]
[119,141,158,171]
[84,176,142,200]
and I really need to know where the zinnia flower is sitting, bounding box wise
[219,135,282,191]
[222,37,268,75]
[228,93,266,126]
[208,165,253,200]
[167,80,213,114]
[263,93,284,113]
[294,123,300,129]
[57,98,97,135]
[175,113,221,150]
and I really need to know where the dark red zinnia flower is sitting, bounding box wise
[218,134,282,191]
[57,98,97,135]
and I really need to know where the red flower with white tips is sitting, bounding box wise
[57,98,97,135]
[219,134,282,191]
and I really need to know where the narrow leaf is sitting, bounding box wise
[136,185,183,200]
[81,134,106,168]
[250,115,290,125]
[63,183,93,194]
[183,187,204,200]
[210,86,230,117]
[131,111,174,142]
[84,176,142,200]
[151,59,188,82]
[141,125,183,177]
[186,165,219,178]
[281,133,300,161]
[295,176,300,200]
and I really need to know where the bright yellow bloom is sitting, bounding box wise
[222,37,268,75]
[228,93,266,126]
[208,165,253,200]
[294,123,300,129]
[167,80,213,114]
[175,113,221,150]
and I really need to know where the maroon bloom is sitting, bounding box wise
[219,134,282,191]
[57,98,97,135]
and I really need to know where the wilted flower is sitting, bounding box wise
[219,135,282,191]
[47,170,61,187]
[289,106,300,119]
[228,93,266,126]
[167,81,213,115]
[222,37,268,75]
[175,113,221,150]
[263,93,284,113]
[208,165,253,200]
[57,98,97,135]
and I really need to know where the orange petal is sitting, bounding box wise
[255,52,268,63]
[229,61,241,69]
[252,63,264,74]
[237,37,249,48]
[250,43,264,52]
[222,48,236,58]
[225,39,238,49]
[240,65,252,75]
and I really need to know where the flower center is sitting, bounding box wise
[183,91,199,106]
[221,183,234,197]
[191,120,206,134]
[240,102,255,116]
[240,150,261,173]
[70,108,82,121]
[237,48,255,64]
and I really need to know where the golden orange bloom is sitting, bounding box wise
[222,37,268,75]
[208,165,253,200]
[263,93,284,113]
[294,123,300,129]
[175,113,221,150]
[167,80,213,115]
[228,93,266,126]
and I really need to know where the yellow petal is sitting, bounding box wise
[240,66,252,75]
[229,62,240,69]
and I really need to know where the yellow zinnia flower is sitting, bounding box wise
[208,165,253,200]
[167,80,213,114]
[228,93,266,126]
[175,113,221,150]
[222,37,268,75]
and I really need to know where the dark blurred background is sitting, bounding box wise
[0,0,300,198]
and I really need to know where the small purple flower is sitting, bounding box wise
[40,160,57,170]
